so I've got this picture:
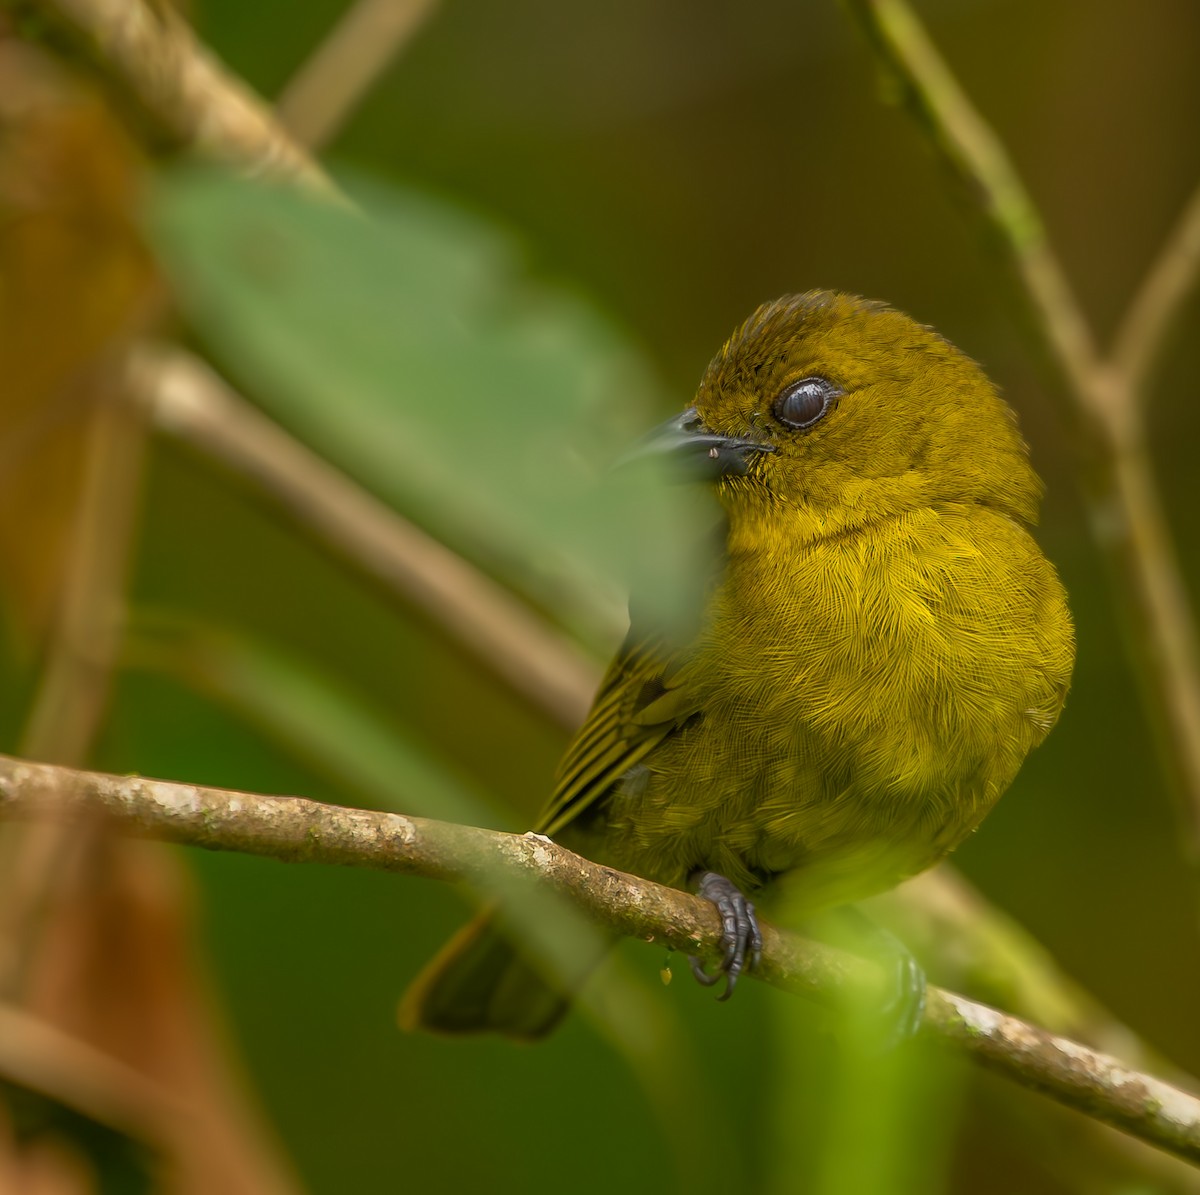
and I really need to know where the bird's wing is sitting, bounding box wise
[534,634,701,839]
[537,509,725,840]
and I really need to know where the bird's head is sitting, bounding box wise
[638,292,1042,543]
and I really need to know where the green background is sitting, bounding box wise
[15,0,1200,1190]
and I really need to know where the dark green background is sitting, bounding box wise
[22,0,1200,1190]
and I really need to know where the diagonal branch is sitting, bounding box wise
[128,344,598,729]
[1,751,1198,1167]
[276,0,440,152]
[0,1002,184,1144]
[1112,178,1200,402]
[0,0,333,194]
[842,0,1099,402]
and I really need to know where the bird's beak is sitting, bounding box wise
[620,407,774,478]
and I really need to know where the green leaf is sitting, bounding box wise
[123,614,704,1126]
[144,168,708,636]
[123,613,503,828]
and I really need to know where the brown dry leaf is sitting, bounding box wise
[0,45,301,1195]
[23,836,303,1195]
[0,46,158,643]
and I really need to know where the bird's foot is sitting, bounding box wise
[834,909,926,1049]
[875,940,926,1049]
[687,871,763,1000]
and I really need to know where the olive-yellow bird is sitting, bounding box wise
[401,291,1074,1039]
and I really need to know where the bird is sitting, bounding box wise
[399,290,1074,1040]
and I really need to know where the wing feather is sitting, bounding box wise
[535,636,700,838]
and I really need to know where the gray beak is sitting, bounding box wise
[621,407,774,478]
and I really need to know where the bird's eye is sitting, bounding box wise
[773,377,838,429]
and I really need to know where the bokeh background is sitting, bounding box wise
[2,0,1200,1191]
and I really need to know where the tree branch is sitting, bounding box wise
[1113,178,1200,402]
[275,0,440,152]
[0,1002,183,1145]
[127,343,598,729]
[0,752,1197,1167]
[842,0,1099,401]
[18,376,148,767]
[0,360,152,999]
[1,0,334,195]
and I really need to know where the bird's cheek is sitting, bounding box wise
[715,471,771,515]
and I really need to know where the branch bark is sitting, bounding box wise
[1,751,1198,1167]
[0,0,334,195]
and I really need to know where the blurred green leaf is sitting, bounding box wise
[144,168,710,637]
[767,975,962,1195]
[124,614,621,1007]
[122,613,719,1182]
[124,611,505,827]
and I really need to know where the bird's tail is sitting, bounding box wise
[398,907,610,1040]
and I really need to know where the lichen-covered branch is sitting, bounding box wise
[1,752,1198,1166]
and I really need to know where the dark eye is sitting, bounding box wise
[773,376,838,429]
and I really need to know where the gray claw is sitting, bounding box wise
[686,871,761,1001]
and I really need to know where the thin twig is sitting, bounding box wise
[0,374,150,1000]
[276,0,440,152]
[0,1002,183,1144]
[1112,179,1200,402]
[18,385,148,765]
[0,753,1198,1168]
[845,0,1200,880]
[1098,439,1200,862]
[842,0,1099,401]
[128,344,598,729]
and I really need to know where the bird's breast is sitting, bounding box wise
[595,502,1071,905]
[701,503,1071,804]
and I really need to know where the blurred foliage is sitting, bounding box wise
[146,167,713,642]
[1,0,1199,1193]
[0,87,156,642]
